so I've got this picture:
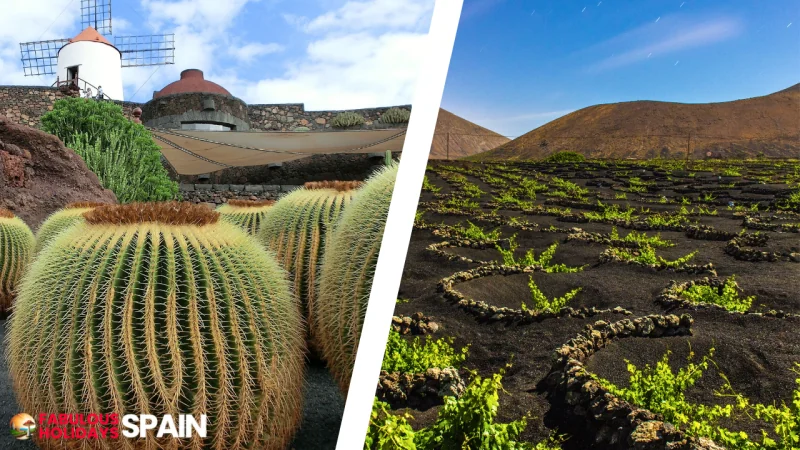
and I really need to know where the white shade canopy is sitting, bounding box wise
[149,128,406,175]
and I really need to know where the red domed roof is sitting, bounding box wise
[153,69,231,98]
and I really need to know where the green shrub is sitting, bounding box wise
[381,330,469,373]
[380,107,411,124]
[0,210,34,313]
[8,202,306,448]
[331,111,366,128]
[544,151,585,163]
[40,97,178,203]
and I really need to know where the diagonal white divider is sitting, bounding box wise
[335,0,464,448]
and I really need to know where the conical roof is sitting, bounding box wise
[70,27,114,46]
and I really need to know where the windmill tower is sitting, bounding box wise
[19,0,175,101]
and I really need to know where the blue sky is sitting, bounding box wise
[0,0,434,109]
[441,0,800,137]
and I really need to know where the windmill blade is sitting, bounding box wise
[81,0,112,35]
[115,34,175,67]
[19,39,70,76]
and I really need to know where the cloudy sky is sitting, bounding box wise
[0,0,435,109]
[442,0,799,137]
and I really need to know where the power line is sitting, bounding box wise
[130,66,161,101]
[39,0,77,40]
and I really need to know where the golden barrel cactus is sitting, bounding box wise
[258,181,361,343]
[313,164,398,393]
[0,209,34,313]
[216,199,276,235]
[34,202,109,253]
[8,202,306,449]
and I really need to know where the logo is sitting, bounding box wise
[10,413,36,440]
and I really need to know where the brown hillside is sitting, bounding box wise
[476,83,800,160]
[429,109,510,159]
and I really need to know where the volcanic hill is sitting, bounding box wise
[429,109,509,159]
[473,83,800,160]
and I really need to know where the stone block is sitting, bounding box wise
[281,185,301,193]
[244,185,264,193]
[213,184,230,191]
[264,185,280,192]
[195,184,213,191]
[229,185,244,192]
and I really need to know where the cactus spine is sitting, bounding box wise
[0,209,35,313]
[34,202,108,253]
[8,202,306,450]
[216,199,276,235]
[258,181,361,341]
[313,164,398,394]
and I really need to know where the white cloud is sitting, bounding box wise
[1,0,435,109]
[587,16,742,71]
[305,0,433,33]
[229,42,285,63]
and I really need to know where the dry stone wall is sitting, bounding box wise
[0,86,411,133]
[0,86,65,128]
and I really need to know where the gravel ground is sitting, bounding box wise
[0,320,344,449]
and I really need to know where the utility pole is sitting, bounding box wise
[685,132,692,169]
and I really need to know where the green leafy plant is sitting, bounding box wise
[381,330,469,373]
[366,365,565,449]
[41,99,178,202]
[421,175,441,193]
[584,202,637,222]
[496,237,584,273]
[331,111,366,128]
[543,151,585,163]
[608,245,698,268]
[609,227,674,248]
[596,347,800,450]
[524,278,581,313]
[678,276,754,312]
[454,221,501,241]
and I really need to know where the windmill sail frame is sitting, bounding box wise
[19,39,70,76]
[115,34,175,67]
[81,0,112,35]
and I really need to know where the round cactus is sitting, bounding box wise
[34,202,109,253]
[331,111,365,128]
[0,209,34,313]
[258,181,362,341]
[8,202,306,450]
[216,199,276,235]
[313,164,398,394]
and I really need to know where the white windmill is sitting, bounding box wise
[19,0,175,101]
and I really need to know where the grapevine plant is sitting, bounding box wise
[365,367,565,449]
[595,347,800,449]
[381,330,469,374]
